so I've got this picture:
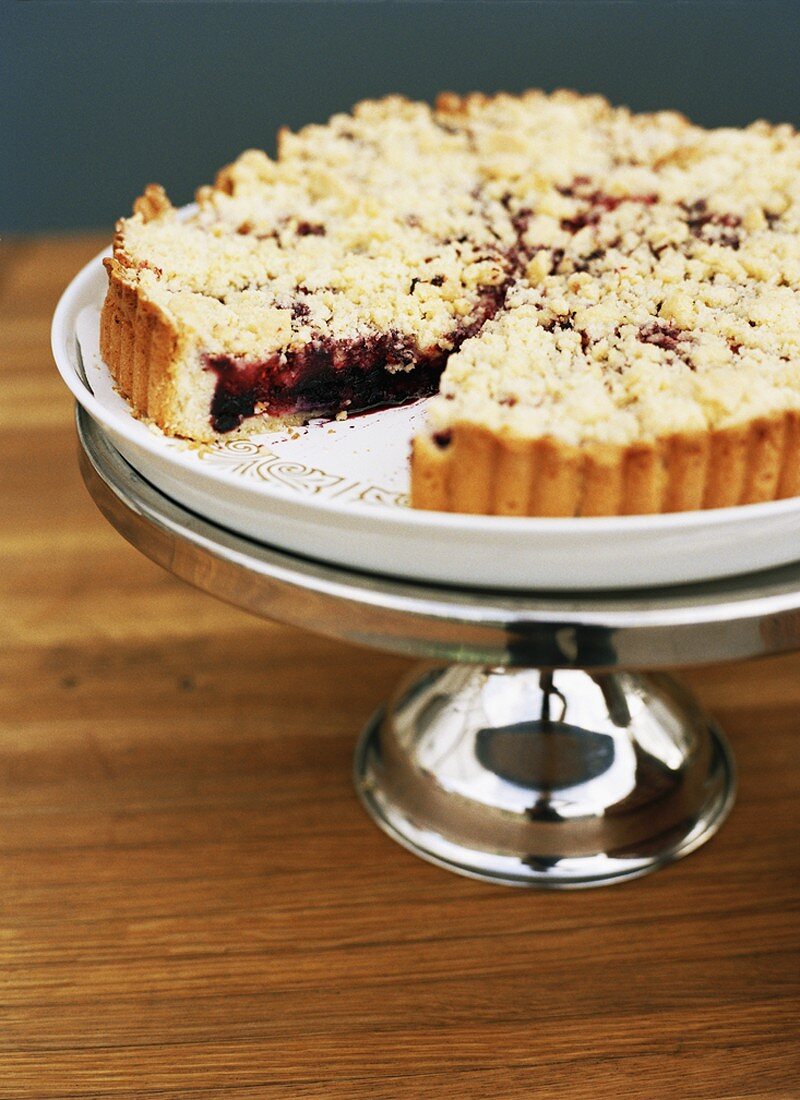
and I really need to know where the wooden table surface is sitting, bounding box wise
[2,235,799,1098]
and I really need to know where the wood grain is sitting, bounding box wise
[1,235,798,1099]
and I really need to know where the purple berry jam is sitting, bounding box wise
[637,321,684,352]
[205,282,509,433]
[206,336,446,434]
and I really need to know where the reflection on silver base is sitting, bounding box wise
[355,666,736,888]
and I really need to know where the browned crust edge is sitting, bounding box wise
[99,186,189,435]
[410,414,800,516]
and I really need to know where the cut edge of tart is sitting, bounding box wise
[100,90,800,515]
[101,187,220,442]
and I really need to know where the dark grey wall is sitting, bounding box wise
[5,0,800,234]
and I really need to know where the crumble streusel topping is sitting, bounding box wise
[113,90,800,440]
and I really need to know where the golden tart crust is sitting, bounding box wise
[411,414,800,516]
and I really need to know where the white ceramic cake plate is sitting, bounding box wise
[54,246,800,591]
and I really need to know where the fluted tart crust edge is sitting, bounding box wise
[411,414,800,516]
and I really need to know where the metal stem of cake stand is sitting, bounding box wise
[76,407,800,888]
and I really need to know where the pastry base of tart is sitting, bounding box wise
[411,415,800,516]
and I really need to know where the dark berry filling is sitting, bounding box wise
[637,321,684,352]
[682,200,742,249]
[206,335,443,434]
[296,221,326,237]
[560,191,658,233]
[638,321,695,369]
[205,282,509,433]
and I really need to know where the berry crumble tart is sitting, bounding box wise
[101,91,800,515]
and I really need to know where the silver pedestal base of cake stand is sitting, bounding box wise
[355,665,734,888]
[77,406,800,888]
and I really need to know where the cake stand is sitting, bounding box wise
[76,406,800,888]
